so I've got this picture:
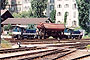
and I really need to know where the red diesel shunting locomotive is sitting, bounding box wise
[37,23,65,39]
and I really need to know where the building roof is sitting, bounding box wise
[1,18,49,25]
[1,10,8,15]
[1,10,14,22]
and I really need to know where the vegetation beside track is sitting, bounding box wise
[1,39,12,48]
[83,36,90,39]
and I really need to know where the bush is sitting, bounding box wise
[86,45,90,49]
[4,26,9,31]
[27,24,35,29]
[74,27,82,30]
[4,24,12,31]
[88,33,90,37]
[1,39,12,48]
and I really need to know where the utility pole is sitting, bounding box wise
[0,0,7,44]
[0,0,1,44]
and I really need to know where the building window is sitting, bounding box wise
[65,0,68,1]
[25,6,28,10]
[57,12,61,16]
[25,0,27,2]
[11,1,15,5]
[18,7,21,11]
[73,12,76,18]
[73,3,77,9]
[64,4,69,8]
[58,4,62,8]
[57,21,61,24]
[58,0,62,1]
[72,21,76,26]
[25,0,29,3]
[73,0,75,2]
[50,0,54,3]
[28,6,30,9]
[18,1,20,4]
[74,4,76,8]
[11,7,15,12]
[66,12,69,16]
[50,5,54,10]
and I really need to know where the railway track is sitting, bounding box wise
[5,38,90,44]
[47,42,88,49]
[19,49,76,60]
[0,47,46,54]
[71,54,90,60]
[2,38,90,60]
[0,49,58,60]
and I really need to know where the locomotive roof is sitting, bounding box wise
[37,23,65,30]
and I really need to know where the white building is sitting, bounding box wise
[6,0,31,13]
[22,0,31,12]
[55,0,79,27]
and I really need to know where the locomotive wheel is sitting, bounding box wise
[80,35,82,39]
[42,36,46,39]
[38,35,42,39]
[57,37,61,42]
[57,37,60,40]
[38,36,40,39]
[40,36,42,39]
[17,35,21,40]
[78,35,82,39]
[42,36,44,39]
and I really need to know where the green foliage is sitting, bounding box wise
[8,24,12,30]
[76,0,90,33]
[12,9,33,18]
[74,27,82,30]
[4,26,8,31]
[1,0,8,9]
[83,35,90,39]
[4,24,12,31]
[88,33,90,37]
[31,0,47,18]
[64,12,68,25]
[28,9,34,17]
[1,39,12,48]
[13,0,48,18]
[27,24,35,29]
[12,13,22,18]
[50,10,56,23]
[86,45,90,49]
[20,11,29,18]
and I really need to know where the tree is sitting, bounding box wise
[20,11,30,18]
[1,0,8,9]
[12,9,33,18]
[50,10,56,23]
[4,24,12,31]
[20,9,33,18]
[12,13,22,18]
[28,8,33,17]
[0,0,8,44]
[31,0,47,18]
[27,24,35,29]
[76,0,90,33]
[64,12,68,25]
